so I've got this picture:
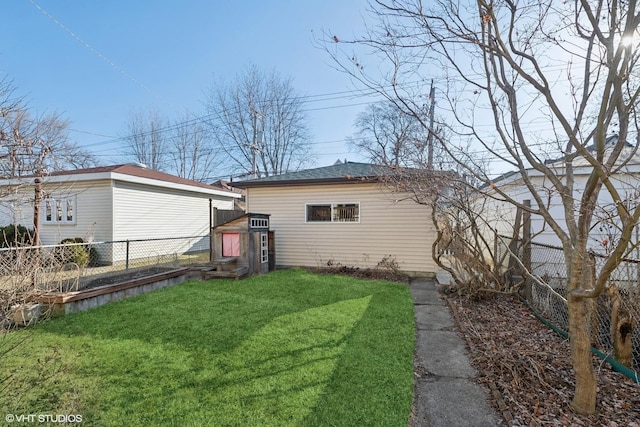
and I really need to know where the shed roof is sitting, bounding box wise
[233,162,388,187]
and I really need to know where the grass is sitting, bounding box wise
[1,268,415,426]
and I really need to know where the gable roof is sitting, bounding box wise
[233,162,388,188]
[543,134,640,167]
[6,164,241,198]
[489,134,640,188]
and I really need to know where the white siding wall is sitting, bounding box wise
[486,173,640,250]
[40,181,113,245]
[0,180,113,246]
[110,182,234,264]
[0,179,236,264]
[112,181,233,240]
[0,190,34,229]
[246,182,436,275]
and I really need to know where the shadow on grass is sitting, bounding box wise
[38,270,397,351]
[3,269,415,426]
[301,290,415,426]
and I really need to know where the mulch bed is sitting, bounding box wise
[445,293,640,426]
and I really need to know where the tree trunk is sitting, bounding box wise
[568,293,597,414]
[567,253,598,415]
[608,286,635,368]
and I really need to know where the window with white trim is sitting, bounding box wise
[250,217,269,228]
[306,203,360,223]
[260,232,269,263]
[43,196,76,225]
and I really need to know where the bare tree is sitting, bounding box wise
[0,75,22,119]
[349,98,453,169]
[122,108,168,171]
[0,75,94,387]
[169,111,219,182]
[348,101,421,167]
[323,0,640,414]
[0,75,96,177]
[205,65,313,177]
[0,109,96,178]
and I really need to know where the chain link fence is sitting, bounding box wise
[0,235,210,295]
[507,238,640,372]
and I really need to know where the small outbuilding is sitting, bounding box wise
[233,161,440,277]
[205,213,274,279]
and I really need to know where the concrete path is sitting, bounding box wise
[410,278,503,427]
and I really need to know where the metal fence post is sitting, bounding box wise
[125,240,130,271]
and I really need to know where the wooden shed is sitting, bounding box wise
[207,213,274,279]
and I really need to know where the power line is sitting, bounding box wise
[26,0,170,107]
[63,80,432,146]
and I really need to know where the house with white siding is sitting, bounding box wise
[481,135,640,284]
[234,162,438,276]
[485,135,640,250]
[0,164,241,262]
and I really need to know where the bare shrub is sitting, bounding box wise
[318,255,409,282]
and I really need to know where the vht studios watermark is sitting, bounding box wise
[5,414,83,423]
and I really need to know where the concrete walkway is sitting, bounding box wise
[410,278,503,427]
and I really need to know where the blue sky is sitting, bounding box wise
[0,0,381,178]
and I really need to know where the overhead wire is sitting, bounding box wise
[22,0,610,175]
[26,0,165,105]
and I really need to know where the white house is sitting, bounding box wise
[0,164,241,263]
[483,135,640,283]
[486,136,640,248]
[234,162,439,277]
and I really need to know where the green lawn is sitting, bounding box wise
[1,269,415,426]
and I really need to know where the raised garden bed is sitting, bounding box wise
[37,267,191,315]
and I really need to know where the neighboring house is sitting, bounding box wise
[234,162,439,276]
[486,135,640,250]
[482,135,640,282]
[0,164,241,263]
[211,179,246,211]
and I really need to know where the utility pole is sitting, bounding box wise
[249,103,263,179]
[426,80,436,170]
[33,177,42,246]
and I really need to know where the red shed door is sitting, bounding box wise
[222,233,240,257]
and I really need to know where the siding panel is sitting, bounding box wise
[112,182,233,240]
[0,180,114,245]
[246,183,436,275]
[41,181,113,244]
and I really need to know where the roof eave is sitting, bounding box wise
[0,171,241,199]
[108,172,241,198]
[233,176,381,188]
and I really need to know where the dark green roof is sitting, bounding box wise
[233,162,388,187]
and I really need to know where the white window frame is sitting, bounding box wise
[43,195,76,225]
[305,202,360,223]
[250,217,269,229]
[260,231,269,263]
